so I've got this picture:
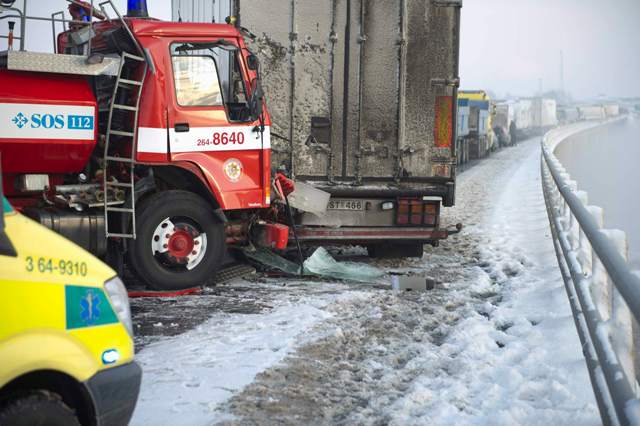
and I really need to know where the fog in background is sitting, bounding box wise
[3,0,639,101]
[555,118,640,269]
[460,0,640,100]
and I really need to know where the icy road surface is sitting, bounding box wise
[130,137,598,425]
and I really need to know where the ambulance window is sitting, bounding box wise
[171,55,223,107]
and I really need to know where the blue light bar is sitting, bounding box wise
[127,0,148,18]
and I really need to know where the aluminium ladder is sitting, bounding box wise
[99,1,148,240]
[103,51,147,239]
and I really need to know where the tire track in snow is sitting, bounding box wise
[219,138,598,425]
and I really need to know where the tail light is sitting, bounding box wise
[396,198,440,226]
[435,96,453,148]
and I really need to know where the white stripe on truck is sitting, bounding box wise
[137,126,271,154]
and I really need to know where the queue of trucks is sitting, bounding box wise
[455,94,622,166]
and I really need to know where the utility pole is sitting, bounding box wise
[560,50,565,99]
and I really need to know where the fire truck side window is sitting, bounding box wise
[171,55,223,107]
[170,42,250,121]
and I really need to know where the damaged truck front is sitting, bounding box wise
[238,0,462,257]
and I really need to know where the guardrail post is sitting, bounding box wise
[605,229,637,395]
[567,180,580,249]
[576,191,591,274]
[588,207,610,321]
[559,172,571,221]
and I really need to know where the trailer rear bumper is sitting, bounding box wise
[293,225,460,243]
[312,181,456,207]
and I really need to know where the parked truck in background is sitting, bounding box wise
[557,105,580,124]
[530,97,557,133]
[0,0,462,290]
[603,103,620,117]
[578,105,606,120]
[458,90,494,160]
[456,97,470,165]
[514,98,532,138]
[511,97,557,138]
[492,101,515,147]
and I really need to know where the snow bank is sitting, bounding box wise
[383,139,598,425]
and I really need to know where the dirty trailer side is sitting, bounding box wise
[235,0,462,255]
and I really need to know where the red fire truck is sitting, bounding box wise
[0,0,460,290]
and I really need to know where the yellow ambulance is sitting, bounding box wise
[0,195,141,425]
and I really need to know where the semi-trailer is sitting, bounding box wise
[530,97,557,133]
[456,97,470,164]
[492,101,515,147]
[458,90,493,159]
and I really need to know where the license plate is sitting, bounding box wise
[327,199,364,211]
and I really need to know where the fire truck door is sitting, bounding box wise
[166,42,264,209]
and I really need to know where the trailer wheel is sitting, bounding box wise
[368,243,424,259]
[127,190,225,290]
[0,391,80,426]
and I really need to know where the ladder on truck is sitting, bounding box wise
[99,1,148,240]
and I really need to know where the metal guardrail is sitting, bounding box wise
[541,118,640,426]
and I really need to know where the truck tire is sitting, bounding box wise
[0,391,80,426]
[368,243,424,259]
[127,190,225,290]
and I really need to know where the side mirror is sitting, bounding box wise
[249,78,264,122]
[247,54,259,71]
[0,156,17,257]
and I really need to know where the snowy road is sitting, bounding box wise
[130,137,599,425]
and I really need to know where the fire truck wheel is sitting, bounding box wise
[127,190,225,290]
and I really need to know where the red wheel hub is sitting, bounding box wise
[167,227,196,259]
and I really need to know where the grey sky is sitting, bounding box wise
[2,0,638,100]
[460,0,640,99]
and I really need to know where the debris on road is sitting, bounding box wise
[243,246,385,284]
[242,247,302,275]
[390,274,437,291]
[303,247,385,283]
